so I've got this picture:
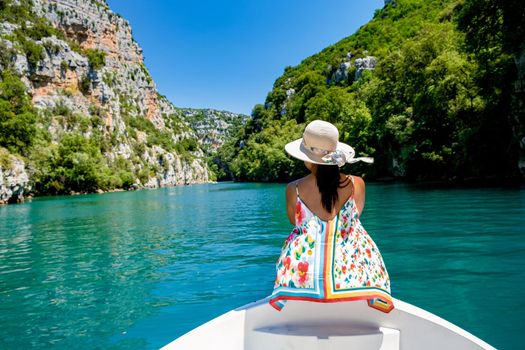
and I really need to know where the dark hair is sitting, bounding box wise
[315,165,349,212]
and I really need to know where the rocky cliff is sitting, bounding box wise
[180,108,248,153]
[0,0,246,204]
[0,149,29,204]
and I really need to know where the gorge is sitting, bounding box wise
[0,0,247,204]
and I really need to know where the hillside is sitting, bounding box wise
[0,0,246,204]
[219,0,524,182]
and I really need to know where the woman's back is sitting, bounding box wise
[286,173,365,224]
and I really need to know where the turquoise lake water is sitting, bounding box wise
[1,182,524,349]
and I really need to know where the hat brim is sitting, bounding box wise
[284,138,355,166]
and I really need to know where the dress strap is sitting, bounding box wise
[348,175,355,184]
[295,183,300,198]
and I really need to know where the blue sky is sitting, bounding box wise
[106,0,384,115]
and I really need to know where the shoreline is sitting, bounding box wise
[231,174,525,188]
[0,179,216,206]
[367,175,525,188]
[2,176,523,206]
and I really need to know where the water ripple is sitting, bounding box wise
[0,183,523,349]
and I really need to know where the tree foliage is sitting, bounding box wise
[217,0,523,182]
[31,134,136,194]
[0,70,37,154]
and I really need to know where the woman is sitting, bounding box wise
[269,120,394,313]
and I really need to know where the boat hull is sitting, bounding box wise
[162,298,495,350]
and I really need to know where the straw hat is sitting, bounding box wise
[284,120,373,167]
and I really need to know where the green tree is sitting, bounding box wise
[456,0,524,176]
[230,120,305,182]
[0,70,37,154]
[32,134,109,194]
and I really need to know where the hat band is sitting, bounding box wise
[289,135,374,167]
[308,146,331,156]
[302,140,332,156]
[302,140,349,167]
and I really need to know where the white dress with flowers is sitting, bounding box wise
[269,180,394,313]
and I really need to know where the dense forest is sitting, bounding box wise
[217,0,525,182]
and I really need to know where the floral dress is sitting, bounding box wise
[269,178,394,313]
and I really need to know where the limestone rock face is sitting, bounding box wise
[331,61,352,84]
[0,153,30,205]
[0,0,246,200]
[180,109,248,153]
[328,54,377,84]
[354,56,377,80]
[29,0,167,130]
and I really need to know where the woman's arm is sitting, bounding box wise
[285,182,297,225]
[353,176,366,217]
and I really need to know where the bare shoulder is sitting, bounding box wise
[286,180,298,190]
[353,175,365,188]
[348,175,366,215]
[348,175,365,196]
[285,180,300,225]
[286,180,298,194]
[286,176,312,202]
[285,179,300,201]
[342,174,364,185]
[287,175,310,190]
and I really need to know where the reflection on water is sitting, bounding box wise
[0,182,524,349]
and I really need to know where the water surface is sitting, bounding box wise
[0,182,523,349]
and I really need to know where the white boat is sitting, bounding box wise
[162,297,495,350]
